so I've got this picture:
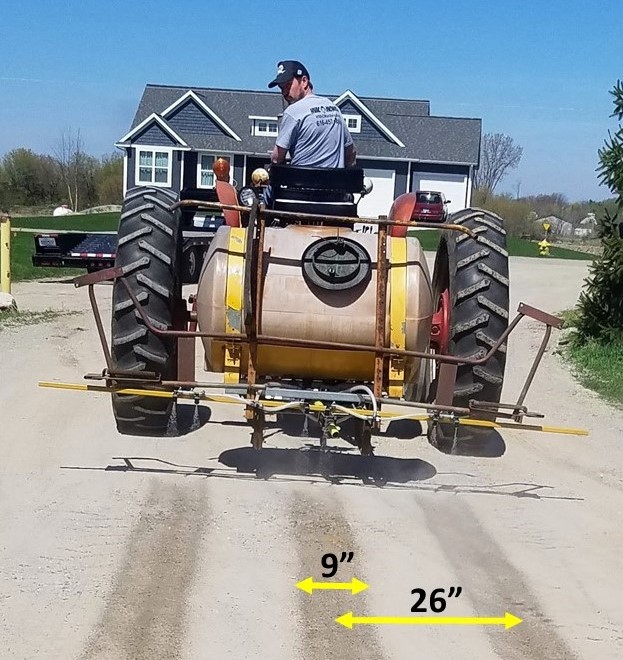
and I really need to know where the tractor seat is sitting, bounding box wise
[269,164,364,223]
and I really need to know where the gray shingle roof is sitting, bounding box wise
[127,84,480,166]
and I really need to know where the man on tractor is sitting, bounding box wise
[268,60,357,169]
[263,60,357,210]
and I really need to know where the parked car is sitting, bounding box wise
[411,190,450,223]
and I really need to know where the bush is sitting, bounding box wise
[575,80,623,344]
[471,189,533,236]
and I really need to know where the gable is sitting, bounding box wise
[338,100,389,142]
[133,122,178,146]
[333,91,405,147]
[167,98,231,137]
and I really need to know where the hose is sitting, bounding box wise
[345,384,378,423]
[333,405,370,420]
[257,400,304,414]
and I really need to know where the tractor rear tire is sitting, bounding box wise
[427,208,509,455]
[110,186,182,435]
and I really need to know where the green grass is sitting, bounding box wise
[11,212,120,232]
[557,308,623,406]
[408,229,593,260]
[0,307,80,330]
[506,237,592,260]
[408,229,593,261]
[567,340,623,406]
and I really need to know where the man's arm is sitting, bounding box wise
[272,112,297,164]
[271,145,288,164]
[345,143,356,168]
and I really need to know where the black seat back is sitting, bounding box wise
[269,165,364,222]
[270,165,364,192]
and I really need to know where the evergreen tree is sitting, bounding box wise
[576,80,623,343]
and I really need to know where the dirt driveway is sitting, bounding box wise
[1,257,622,659]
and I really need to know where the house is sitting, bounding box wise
[115,84,482,218]
[574,212,598,238]
[535,215,573,237]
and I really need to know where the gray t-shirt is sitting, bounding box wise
[276,94,353,168]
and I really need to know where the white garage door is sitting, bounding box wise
[411,172,468,213]
[357,168,395,219]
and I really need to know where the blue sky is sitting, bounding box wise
[1,0,621,201]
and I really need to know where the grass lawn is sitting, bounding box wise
[558,309,623,407]
[408,229,593,260]
[566,340,623,406]
[11,212,119,232]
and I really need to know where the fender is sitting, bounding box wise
[213,157,241,227]
[215,180,241,227]
[387,192,416,238]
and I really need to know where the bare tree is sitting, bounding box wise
[54,128,85,211]
[474,133,523,197]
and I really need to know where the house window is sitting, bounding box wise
[197,153,232,188]
[249,116,279,137]
[343,114,361,133]
[137,149,172,186]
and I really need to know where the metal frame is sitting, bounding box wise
[70,200,584,444]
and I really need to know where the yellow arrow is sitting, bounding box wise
[296,577,369,595]
[336,611,522,630]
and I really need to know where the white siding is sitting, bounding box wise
[357,168,396,218]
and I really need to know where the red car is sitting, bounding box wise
[411,190,450,223]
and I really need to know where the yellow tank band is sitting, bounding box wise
[388,236,407,397]
[224,227,245,384]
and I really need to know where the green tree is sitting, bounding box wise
[575,80,623,343]
[1,148,61,206]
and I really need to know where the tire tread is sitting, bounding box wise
[110,187,181,435]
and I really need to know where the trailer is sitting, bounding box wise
[31,187,226,284]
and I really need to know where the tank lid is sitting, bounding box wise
[301,236,371,291]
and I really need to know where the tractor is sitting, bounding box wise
[48,159,587,456]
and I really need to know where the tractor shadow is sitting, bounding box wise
[276,414,425,443]
[171,406,438,486]
[275,414,507,458]
[433,430,507,458]
[218,446,436,486]
[172,403,213,436]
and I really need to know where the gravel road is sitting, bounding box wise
[1,256,622,659]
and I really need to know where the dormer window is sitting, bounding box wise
[343,114,361,133]
[250,116,279,136]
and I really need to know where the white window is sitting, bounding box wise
[197,153,233,188]
[249,116,279,137]
[136,148,172,187]
[343,114,361,133]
